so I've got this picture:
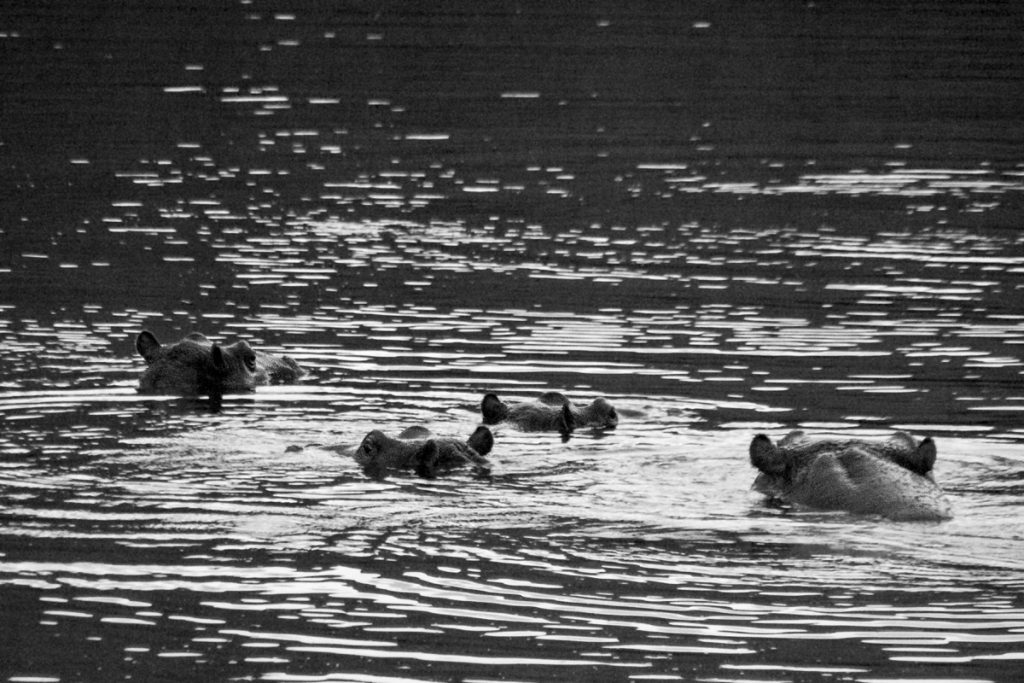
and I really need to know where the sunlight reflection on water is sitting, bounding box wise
[3,2,1024,681]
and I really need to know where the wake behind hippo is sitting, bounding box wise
[352,425,493,479]
[481,391,618,438]
[135,330,304,396]
[749,430,952,521]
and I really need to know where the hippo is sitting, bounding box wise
[135,330,304,396]
[352,425,493,479]
[481,391,618,438]
[749,430,952,521]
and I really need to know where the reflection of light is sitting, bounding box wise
[220,95,289,104]
[634,165,1023,200]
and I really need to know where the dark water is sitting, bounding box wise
[2,2,1024,681]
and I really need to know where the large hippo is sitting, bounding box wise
[481,392,618,438]
[352,425,493,479]
[749,430,952,521]
[135,330,304,395]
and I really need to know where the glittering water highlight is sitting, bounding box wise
[2,2,1023,682]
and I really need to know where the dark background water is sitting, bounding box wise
[2,2,1023,682]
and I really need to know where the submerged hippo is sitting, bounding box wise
[352,425,493,479]
[481,391,618,438]
[135,330,304,395]
[749,430,952,521]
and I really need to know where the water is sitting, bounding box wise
[2,2,1023,681]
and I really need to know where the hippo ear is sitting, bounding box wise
[916,437,937,475]
[135,331,162,364]
[481,393,508,424]
[559,403,575,440]
[211,344,228,371]
[750,434,786,475]
[467,426,494,457]
[414,441,441,479]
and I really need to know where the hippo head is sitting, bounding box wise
[748,431,952,521]
[354,427,493,480]
[752,430,938,480]
[135,330,262,395]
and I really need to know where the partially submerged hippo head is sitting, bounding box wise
[135,330,304,396]
[353,425,493,480]
[749,430,951,521]
[481,391,618,438]
[572,396,618,430]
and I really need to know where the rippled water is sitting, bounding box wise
[2,3,1024,682]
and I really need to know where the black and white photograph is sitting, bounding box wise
[2,2,1022,681]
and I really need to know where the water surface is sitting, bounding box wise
[2,3,1023,682]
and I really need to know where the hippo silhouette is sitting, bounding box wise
[135,330,304,395]
[749,430,952,521]
[353,425,493,479]
[481,391,618,438]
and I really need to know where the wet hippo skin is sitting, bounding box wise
[352,425,494,479]
[481,392,618,438]
[135,330,304,395]
[750,430,952,521]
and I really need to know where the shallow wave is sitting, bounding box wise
[3,2,1024,681]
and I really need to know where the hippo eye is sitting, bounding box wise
[360,434,379,456]
[243,352,257,373]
